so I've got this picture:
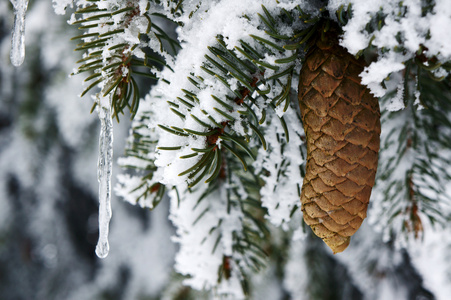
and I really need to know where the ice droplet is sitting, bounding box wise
[10,0,29,67]
[95,100,113,259]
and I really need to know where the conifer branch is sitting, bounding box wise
[375,60,451,243]
[153,5,307,187]
[71,1,180,120]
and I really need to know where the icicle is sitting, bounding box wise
[95,96,114,258]
[9,0,29,67]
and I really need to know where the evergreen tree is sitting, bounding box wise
[2,0,451,299]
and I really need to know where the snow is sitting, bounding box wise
[337,0,451,97]
[410,226,451,300]
[360,53,406,98]
[426,0,451,58]
[254,105,304,228]
[147,0,302,188]
[169,185,235,295]
[386,79,406,111]
[4,0,450,298]
[9,0,29,67]
[283,238,309,300]
[51,0,72,15]
[1,1,176,299]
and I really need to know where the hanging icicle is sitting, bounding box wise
[96,96,114,259]
[9,0,29,67]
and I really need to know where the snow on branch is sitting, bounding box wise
[333,0,451,98]
[115,0,309,294]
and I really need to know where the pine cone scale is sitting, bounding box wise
[344,127,373,147]
[311,149,335,165]
[298,30,381,254]
[321,54,349,78]
[311,73,342,98]
[334,78,365,104]
[306,49,331,71]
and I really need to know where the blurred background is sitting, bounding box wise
[0,1,177,299]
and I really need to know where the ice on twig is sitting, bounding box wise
[9,0,29,67]
[95,96,114,259]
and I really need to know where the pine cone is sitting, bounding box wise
[298,29,381,253]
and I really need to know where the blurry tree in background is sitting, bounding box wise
[0,1,175,299]
[1,0,451,299]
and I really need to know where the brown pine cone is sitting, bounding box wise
[298,29,381,254]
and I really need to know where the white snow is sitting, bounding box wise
[426,0,451,58]
[51,0,72,15]
[283,237,309,300]
[254,105,305,228]
[169,184,246,298]
[22,0,451,298]
[386,79,406,111]
[336,0,451,97]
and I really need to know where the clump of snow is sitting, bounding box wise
[386,79,405,111]
[360,53,406,98]
[335,0,451,97]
